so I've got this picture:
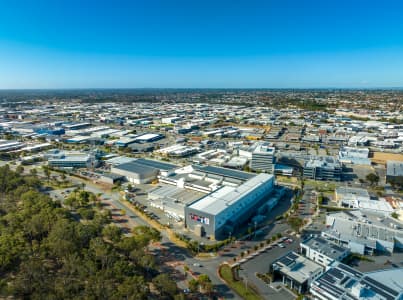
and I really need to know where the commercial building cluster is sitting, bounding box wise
[0,91,401,299]
[270,236,403,299]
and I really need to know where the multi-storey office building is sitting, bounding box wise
[303,156,342,181]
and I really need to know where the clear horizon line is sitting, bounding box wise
[1,86,403,91]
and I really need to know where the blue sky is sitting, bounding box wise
[0,0,403,88]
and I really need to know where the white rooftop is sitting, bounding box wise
[188,173,273,216]
[135,133,160,140]
[365,268,403,294]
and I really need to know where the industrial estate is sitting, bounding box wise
[0,89,402,300]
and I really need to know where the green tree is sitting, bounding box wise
[102,224,122,243]
[318,193,324,205]
[198,274,211,290]
[77,207,95,220]
[203,281,214,295]
[152,273,177,298]
[366,173,380,186]
[115,276,149,300]
[16,165,24,174]
[0,165,164,300]
[0,232,26,272]
[30,168,38,177]
[287,216,304,233]
[132,226,161,246]
[188,278,199,293]
[42,165,51,183]
[183,264,189,276]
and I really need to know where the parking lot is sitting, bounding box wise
[239,235,301,300]
[352,252,403,273]
[298,188,317,219]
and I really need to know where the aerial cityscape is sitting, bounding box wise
[0,1,402,300]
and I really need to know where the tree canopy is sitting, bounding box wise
[0,165,179,299]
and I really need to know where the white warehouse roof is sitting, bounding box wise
[188,173,274,216]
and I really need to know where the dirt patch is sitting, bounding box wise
[371,152,403,165]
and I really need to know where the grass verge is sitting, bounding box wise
[218,264,262,300]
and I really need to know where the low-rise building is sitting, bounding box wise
[322,210,403,255]
[105,156,136,167]
[48,153,98,169]
[386,161,403,186]
[270,251,323,294]
[300,236,350,266]
[148,185,205,221]
[338,146,371,165]
[0,140,25,152]
[335,187,394,213]
[110,158,178,184]
[274,163,294,176]
[310,261,403,300]
[134,133,164,143]
[97,172,124,185]
[111,161,159,184]
[115,137,138,147]
[156,144,199,157]
[335,187,370,207]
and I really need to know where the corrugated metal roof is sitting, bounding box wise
[192,164,255,181]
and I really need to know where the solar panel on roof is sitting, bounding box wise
[193,165,255,180]
[278,257,293,266]
[340,276,350,286]
[288,253,299,260]
[363,282,395,300]
[328,268,344,280]
[363,276,398,297]
[318,281,344,298]
[338,264,362,278]
[321,274,336,285]
[343,293,357,300]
